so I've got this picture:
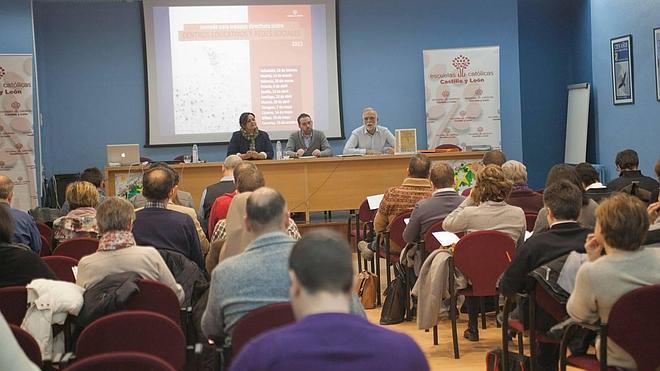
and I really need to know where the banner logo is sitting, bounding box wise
[452,55,470,77]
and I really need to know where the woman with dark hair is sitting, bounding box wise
[533,164,599,233]
[226,112,274,160]
[0,206,56,288]
[567,193,660,370]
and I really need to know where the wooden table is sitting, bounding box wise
[106,151,482,216]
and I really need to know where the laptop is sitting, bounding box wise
[107,144,140,166]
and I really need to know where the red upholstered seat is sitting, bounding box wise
[36,221,53,244]
[40,234,52,257]
[76,310,186,370]
[65,351,175,371]
[231,302,295,357]
[10,324,42,368]
[524,213,538,232]
[0,286,28,325]
[348,198,378,274]
[42,255,78,283]
[125,279,182,327]
[52,237,99,261]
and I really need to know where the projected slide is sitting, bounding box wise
[144,1,340,146]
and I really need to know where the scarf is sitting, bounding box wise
[97,230,136,251]
[240,128,258,151]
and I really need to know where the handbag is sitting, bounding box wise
[355,271,378,309]
[379,263,407,325]
[486,348,530,371]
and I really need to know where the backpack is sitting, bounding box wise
[486,348,530,371]
[379,263,407,325]
[528,254,570,304]
[355,271,378,309]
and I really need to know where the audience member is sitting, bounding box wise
[76,197,184,303]
[567,193,660,370]
[131,162,195,209]
[198,155,242,222]
[284,113,333,158]
[358,154,433,259]
[343,107,396,155]
[533,164,598,234]
[606,149,659,200]
[227,112,274,160]
[403,162,464,243]
[0,205,56,288]
[502,160,544,213]
[230,230,429,371]
[0,313,39,371]
[0,175,42,253]
[575,162,611,203]
[443,164,526,341]
[644,160,660,245]
[132,167,205,270]
[60,167,105,214]
[500,181,590,370]
[208,162,264,234]
[461,150,507,196]
[201,187,298,346]
[53,181,100,245]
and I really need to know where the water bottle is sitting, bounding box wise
[192,144,198,163]
[275,141,282,160]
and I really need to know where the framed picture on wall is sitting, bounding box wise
[654,28,660,101]
[610,35,634,105]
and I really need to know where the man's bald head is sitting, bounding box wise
[224,155,243,172]
[245,187,288,234]
[0,175,14,201]
[142,167,175,202]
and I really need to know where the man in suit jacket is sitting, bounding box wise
[403,162,464,243]
[499,180,591,370]
[284,113,332,158]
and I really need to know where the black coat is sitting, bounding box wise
[75,272,141,330]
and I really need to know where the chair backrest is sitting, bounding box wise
[358,199,377,223]
[66,351,175,371]
[461,187,472,197]
[435,144,463,151]
[39,234,52,257]
[10,324,42,367]
[0,286,28,325]
[76,310,185,370]
[42,256,78,283]
[125,279,181,326]
[231,302,295,356]
[388,211,412,249]
[36,221,53,242]
[52,237,99,261]
[423,219,446,253]
[524,213,538,233]
[453,230,515,296]
[607,284,660,371]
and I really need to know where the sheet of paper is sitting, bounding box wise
[525,231,533,241]
[432,231,460,246]
[366,194,384,210]
[71,266,78,280]
[404,218,410,225]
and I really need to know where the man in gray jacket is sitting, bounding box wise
[284,113,332,158]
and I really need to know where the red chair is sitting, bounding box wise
[422,219,446,254]
[10,324,42,368]
[0,286,28,325]
[36,221,53,243]
[347,199,378,273]
[126,280,182,327]
[42,256,78,283]
[525,213,538,233]
[76,310,186,371]
[374,211,411,304]
[435,144,463,152]
[436,230,515,359]
[40,234,52,257]
[461,187,472,197]
[231,302,295,357]
[52,237,99,261]
[65,351,175,371]
[560,284,660,371]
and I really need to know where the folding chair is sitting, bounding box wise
[65,351,175,371]
[0,286,28,325]
[42,256,78,283]
[52,237,99,261]
[436,230,515,359]
[559,284,660,371]
[76,310,186,370]
[10,324,42,368]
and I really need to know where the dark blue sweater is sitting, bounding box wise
[226,130,274,159]
[132,207,205,271]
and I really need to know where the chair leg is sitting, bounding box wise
[480,297,487,330]
[433,325,438,345]
[356,250,363,272]
[495,295,501,328]
[450,295,460,359]
[374,242,381,306]
[517,333,524,355]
